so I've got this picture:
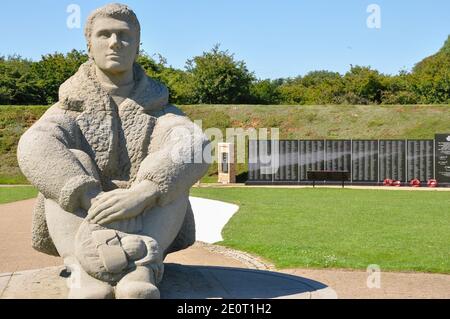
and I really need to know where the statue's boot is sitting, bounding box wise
[115,266,160,299]
[64,256,115,299]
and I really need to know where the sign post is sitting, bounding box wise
[218,143,236,184]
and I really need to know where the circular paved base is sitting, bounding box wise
[0,264,336,299]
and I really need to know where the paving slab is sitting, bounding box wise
[0,273,12,297]
[283,268,450,299]
[0,199,62,273]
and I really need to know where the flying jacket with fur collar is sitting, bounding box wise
[17,61,210,256]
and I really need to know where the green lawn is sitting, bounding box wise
[190,187,450,273]
[0,186,38,204]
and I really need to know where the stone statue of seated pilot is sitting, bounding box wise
[17,3,210,299]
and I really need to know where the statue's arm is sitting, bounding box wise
[17,105,102,213]
[135,105,210,207]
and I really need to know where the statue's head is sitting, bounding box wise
[85,3,141,75]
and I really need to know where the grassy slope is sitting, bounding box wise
[1,104,449,183]
[181,104,450,139]
[183,104,450,182]
[191,187,450,273]
[0,106,48,184]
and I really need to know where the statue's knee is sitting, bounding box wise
[69,149,99,179]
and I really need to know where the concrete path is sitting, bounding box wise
[282,268,450,299]
[0,199,62,273]
[1,198,449,299]
[190,196,239,243]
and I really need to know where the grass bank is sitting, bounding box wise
[1,104,449,184]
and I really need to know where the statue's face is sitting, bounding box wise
[89,17,139,74]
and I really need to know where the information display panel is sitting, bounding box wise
[435,134,450,184]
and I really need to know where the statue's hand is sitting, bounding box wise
[80,187,103,212]
[86,181,160,226]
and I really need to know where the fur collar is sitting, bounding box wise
[58,60,169,113]
[56,60,166,185]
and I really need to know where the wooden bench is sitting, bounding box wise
[307,170,351,188]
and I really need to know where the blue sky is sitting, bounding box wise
[1,0,449,79]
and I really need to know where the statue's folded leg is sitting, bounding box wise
[45,149,100,258]
[113,187,189,299]
[140,193,189,255]
[45,149,189,299]
[44,149,112,298]
[46,206,118,299]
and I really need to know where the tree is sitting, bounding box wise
[137,51,196,104]
[277,71,345,105]
[30,49,88,104]
[0,55,42,105]
[410,35,450,103]
[159,67,196,104]
[381,71,418,104]
[277,76,307,105]
[343,66,386,104]
[299,71,345,104]
[250,79,282,104]
[1,35,449,106]
[186,44,255,104]
[136,51,165,79]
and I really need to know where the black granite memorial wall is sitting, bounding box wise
[247,136,449,186]
[299,140,325,181]
[379,140,406,182]
[274,140,299,182]
[352,140,378,182]
[406,140,434,182]
[248,139,274,182]
[325,140,351,172]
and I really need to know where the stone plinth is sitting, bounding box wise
[0,264,336,299]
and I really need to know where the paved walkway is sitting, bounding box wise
[282,268,450,299]
[0,199,449,298]
[190,197,239,243]
[0,199,62,273]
